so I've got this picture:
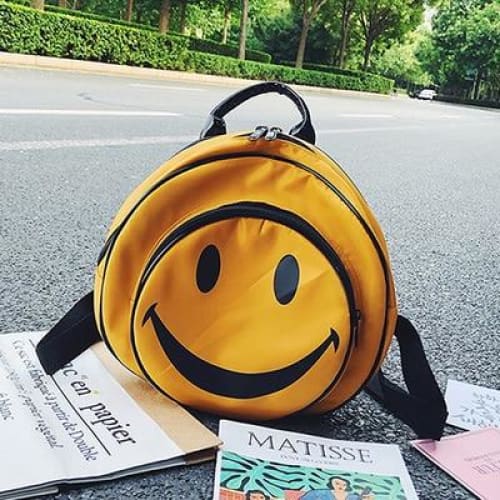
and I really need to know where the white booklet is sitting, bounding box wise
[0,331,221,500]
[213,420,418,500]
[445,379,500,431]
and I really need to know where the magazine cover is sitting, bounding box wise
[411,428,500,500]
[0,331,220,499]
[444,379,500,430]
[213,420,418,500]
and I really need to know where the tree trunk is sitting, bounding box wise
[58,0,67,7]
[329,45,338,66]
[472,70,481,100]
[294,0,326,69]
[125,0,134,22]
[222,5,231,44]
[338,0,355,68]
[238,0,249,60]
[362,37,373,70]
[338,23,348,68]
[30,0,44,10]
[295,16,311,69]
[159,0,171,33]
[179,0,187,34]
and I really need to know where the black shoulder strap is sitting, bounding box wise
[365,315,448,439]
[36,292,101,375]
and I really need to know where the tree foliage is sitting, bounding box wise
[421,0,500,98]
[357,0,424,70]
[373,28,431,86]
[17,0,496,99]
[0,1,394,92]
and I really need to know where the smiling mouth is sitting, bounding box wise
[143,304,340,399]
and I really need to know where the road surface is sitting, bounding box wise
[0,67,499,499]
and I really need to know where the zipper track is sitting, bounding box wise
[98,145,391,406]
[130,202,357,412]
[98,135,311,266]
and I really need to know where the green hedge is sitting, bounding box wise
[0,2,392,94]
[3,0,271,63]
[0,2,189,65]
[282,61,393,94]
[184,36,271,64]
[181,52,372,92]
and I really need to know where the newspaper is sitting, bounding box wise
[213,420,418,500]
[0,331,220,500]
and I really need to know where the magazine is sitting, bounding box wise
[0,331,221,500]
[213,420,418,500]
[411,428,500,500]
[445,379,500,430]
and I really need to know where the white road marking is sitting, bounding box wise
[338,113,394,118]
[129,83,205,92]
[0,109,181,117]
[0,135,197,151]
[318,125,423,134]
[0,126,427,151]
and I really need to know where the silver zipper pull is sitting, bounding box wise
[249,126,268,141]
[265,126,282,141]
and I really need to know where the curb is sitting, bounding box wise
[0,51,392,100]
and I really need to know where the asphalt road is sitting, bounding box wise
[0,67,499,500]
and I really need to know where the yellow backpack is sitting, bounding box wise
[37,82,447,438]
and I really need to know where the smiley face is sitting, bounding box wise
[132,204,354,419]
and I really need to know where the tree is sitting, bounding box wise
[424,0,500,99]
[222,3,231,42]
[292,0,328,68]
[252,7,300,63]
[58,0,68,7]
[219,0,239,43]
[30,0,44,10]
[373,29,432,87]
[463,2,500,98]
[337,0,356,67]
[125,0,134,21]
[159,0,171,32]
[357,0,424,70]
[178,0,188,33]
[239,0,249,59]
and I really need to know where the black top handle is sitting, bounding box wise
[200,81,316,145]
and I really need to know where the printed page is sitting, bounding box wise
[214,420,418,500]
[411,428,500,500]
[445,379,500,430]
[0,332,183,497]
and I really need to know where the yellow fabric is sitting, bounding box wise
[94,133,398,419]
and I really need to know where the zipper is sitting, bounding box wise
[139,202,358,334]
[98,136,313,266]
[131,202,359,408]
[249,126,283,142]
[98,151,389,381]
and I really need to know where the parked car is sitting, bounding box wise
[417,89,437,100]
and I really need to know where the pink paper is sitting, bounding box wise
[411,428,500,500]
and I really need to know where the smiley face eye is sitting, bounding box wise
[274,254,300,305]
[196,244,220,293]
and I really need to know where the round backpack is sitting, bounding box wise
[37,82,447,438]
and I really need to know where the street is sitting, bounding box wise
[0,67,499,499]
